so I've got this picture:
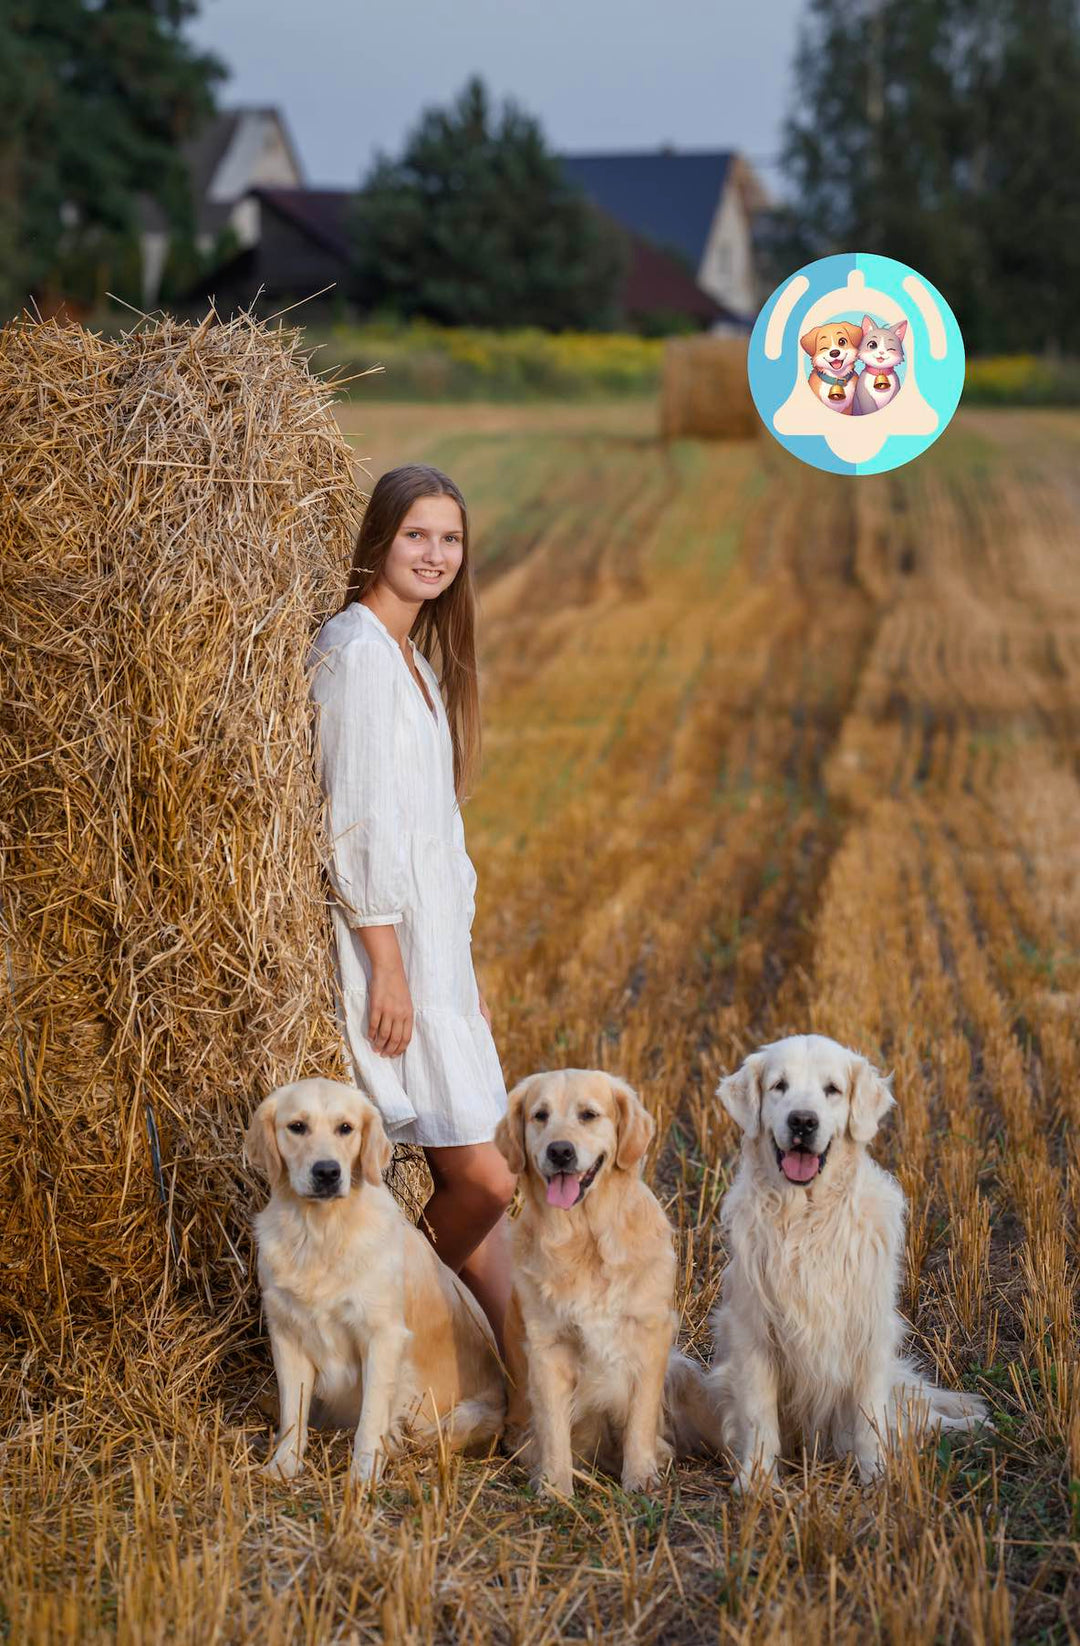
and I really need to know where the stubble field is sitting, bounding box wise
[4,397,1079,1641]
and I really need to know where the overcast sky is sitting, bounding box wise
[185,0,806,199]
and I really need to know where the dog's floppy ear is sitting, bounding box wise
[799,327,818,356]
[847,1055,895,1143]
[610,1076,654,1171]
[355,1101,393,1186]
[717,1052,766,1138]
[244,1090,285,1185]
[494,1074,536,1175]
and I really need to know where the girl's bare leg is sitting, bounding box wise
[422,1142,516,1354]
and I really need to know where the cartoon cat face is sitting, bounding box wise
[858,315,907,369]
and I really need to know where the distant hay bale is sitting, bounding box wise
[659,335,758,441]
[0,312,370,1359]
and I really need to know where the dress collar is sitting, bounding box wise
[352,601,439,715]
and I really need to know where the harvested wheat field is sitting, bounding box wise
[3,377,1080,1641]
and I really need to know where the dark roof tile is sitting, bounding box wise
[559,150,733,270]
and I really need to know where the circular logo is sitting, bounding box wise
[747,253,965,475]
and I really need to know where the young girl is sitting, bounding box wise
[305,464,515,1348]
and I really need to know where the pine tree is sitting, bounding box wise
[0,0,225,316]
[776,0,1080,353]
[348,76,627,331]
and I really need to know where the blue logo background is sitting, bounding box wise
[747,253,965,476]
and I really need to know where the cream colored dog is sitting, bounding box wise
[245,1077,505,1485]
[495,1068,719,1497]
[708,1035,989,1489]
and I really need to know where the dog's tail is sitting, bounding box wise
[407,1394,505,1455]
[890,1359,991,1436]
[663,1350,727,1458]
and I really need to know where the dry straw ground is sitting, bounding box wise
[2,335,1079,1640]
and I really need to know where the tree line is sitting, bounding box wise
[4,0,1078,349]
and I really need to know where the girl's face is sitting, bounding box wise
[382,495,464,604]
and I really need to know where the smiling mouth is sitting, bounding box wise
[414,568,443,582]
[775,1142,830,1185]
[544,1153,605,1209]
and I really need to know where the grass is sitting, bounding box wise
[3,400,1080,1640]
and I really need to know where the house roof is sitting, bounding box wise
[139,109,307,237]
[616,221,729,325]
[251,188,353,261]
[558,150,734,271]
[247,186,729,325]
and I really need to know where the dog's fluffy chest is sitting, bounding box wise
[255,1200,400,1363]
[724,1157,902,1378]
[520,1218,674,1351]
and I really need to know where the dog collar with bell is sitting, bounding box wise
[818,368,855,387]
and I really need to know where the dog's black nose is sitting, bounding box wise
[546,1140,577,1171]
[787,1111,819,1142]
[310,1159,341,1190]
[828,349,841,358]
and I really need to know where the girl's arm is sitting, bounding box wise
[358,925,413,1057]
[309,639,413,1057]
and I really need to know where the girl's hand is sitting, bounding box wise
[477,986,492,1030]
[367,962,414,1057]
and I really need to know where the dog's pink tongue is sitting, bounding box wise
[781,1151,819,1184]
[546,1173,582,1209]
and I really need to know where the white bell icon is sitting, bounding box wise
[769,268,944,462]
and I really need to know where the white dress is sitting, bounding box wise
[305,601,508,1146]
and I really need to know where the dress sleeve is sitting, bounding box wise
[307,637,408,928]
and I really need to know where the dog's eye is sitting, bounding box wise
[825,1082,841,1097]
[286,1121,307,1135]
[336,1122,354,1135]
[771,1079,788,1094]
[533,1109,549,1124]
[580,1109,599,1122]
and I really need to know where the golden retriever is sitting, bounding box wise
[245,1077,505,1484]
[495,1068,719,1497]
[708,1034,989,1489]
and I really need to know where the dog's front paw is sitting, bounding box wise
[262,1449,305,1482]
[615,1448,665,1501]
[856,1448,885,1486]
[349,1449,386,1487]
[533,1468,574,1500]
[621,1456,665,1495]
[731,1457,779,1497]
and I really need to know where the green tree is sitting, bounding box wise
[0,0,226,317]
[348,76,627,331]
[777,0,1080,353]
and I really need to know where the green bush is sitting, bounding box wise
[303,318,664,401]
[962,356,1080,406]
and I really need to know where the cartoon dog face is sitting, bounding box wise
[800,322,864,377]
[717,1034,894,1186]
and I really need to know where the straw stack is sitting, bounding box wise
[659,335,758,440]
[0,312,365,1361]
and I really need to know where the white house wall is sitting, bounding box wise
[141,230,170,307]
[697,180,756,319]
[208,112,302,205]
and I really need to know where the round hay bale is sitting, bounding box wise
[0,312,368,1360]
[659,335,758,441]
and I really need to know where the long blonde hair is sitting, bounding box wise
[341,464,480,800]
